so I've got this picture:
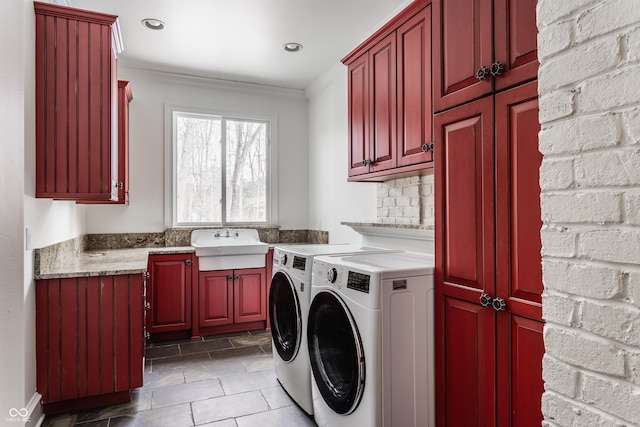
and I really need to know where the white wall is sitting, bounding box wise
[1,1,87,425]
[0,0,27,423]
[538,0,640,425]
[84,67,310,233]
[306,67,377,245]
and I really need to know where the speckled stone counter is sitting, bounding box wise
[35,246,195,280]
[35,227,328,280]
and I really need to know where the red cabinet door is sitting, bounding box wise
[397,5,433,167]
[77,80,133,205]
[234,268,267,323]
[199,270,234,327]
[433,0,493,112]
[36,273,144,412]
[347,54,370,177]
[34,3,121,201]
[495,81,544,426]
[117,80,133,204]
[147,254,192,333]
[435,83,543,426]
[434,96,495,426]
[493,0,539,92]
[368,32,396,173]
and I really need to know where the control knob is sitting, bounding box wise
[280,253,288,265]
[327,267,338,283]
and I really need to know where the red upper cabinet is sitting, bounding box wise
[397,5,433,167]
[34,2,123,201]
[116,80,133,204]
[346,34,398,178]
[344,0,433,181]
[369,33,396,172]
[78,80,132,205]
[433,0,538,112]
[347,54,370,177]
[493,0,539,92]
[368,32,397,174]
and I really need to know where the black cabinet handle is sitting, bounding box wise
[490,61,504,77]
[476,66,489,81]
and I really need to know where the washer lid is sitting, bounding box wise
[274,243,394,257]
[321,251,434,279]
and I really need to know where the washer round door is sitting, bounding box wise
[307,290,365,415]
[269,271,302,362]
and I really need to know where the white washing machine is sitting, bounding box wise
[308,251,434,427]
[269,244,397,415]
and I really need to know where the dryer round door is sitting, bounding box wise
[307,290,365,415]
[269,271,302,362]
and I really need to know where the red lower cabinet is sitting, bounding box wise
[146,253,192,335]
[36,273,145,414]
[199,268,267,333]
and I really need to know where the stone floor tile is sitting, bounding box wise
[151,351,211,372]
[259,342,272,353]
[44,415,76,427]
[184,359,247,383]
[74,389,151,423]
[194,420,238,427]
[145,345,180,359]
[180,339,234,355]
[142,367,185,389]
[260,385,296,410]
[191,391,268,424]
[220,370,278,395]
[152,378,224,408]
[147,337,203,348]
[202,331,250,341]
[230,334,271,348]
[74,419,109,427]
[241,355,274,373]
[108,403,194,427]
[210,345,265,360]
[235,405,316,427]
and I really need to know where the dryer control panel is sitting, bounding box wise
[347,271,370,293]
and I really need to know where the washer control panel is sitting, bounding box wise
[347,271,370,294]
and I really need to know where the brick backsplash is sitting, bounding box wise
[376,171,434,226]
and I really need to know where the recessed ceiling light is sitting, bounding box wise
[283,42,303,53]
[141,18,166,30]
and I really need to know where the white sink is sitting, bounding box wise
[191,229,269,271]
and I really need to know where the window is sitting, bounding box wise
[168,107,275,226]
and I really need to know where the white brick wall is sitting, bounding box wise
[376,170,434,226]
[538,0,640,425]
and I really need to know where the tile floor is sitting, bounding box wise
[44,330,316,427]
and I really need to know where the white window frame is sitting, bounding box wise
[164,104,278,227]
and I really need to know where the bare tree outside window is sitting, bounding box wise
[174,112,268,225]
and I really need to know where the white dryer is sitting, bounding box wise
[308,251,434,427]
[269,244,396,415]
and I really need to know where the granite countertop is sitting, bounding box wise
[35,246,195,280]
[34,228,329,280]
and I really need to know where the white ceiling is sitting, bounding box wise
[72,0,411,90]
